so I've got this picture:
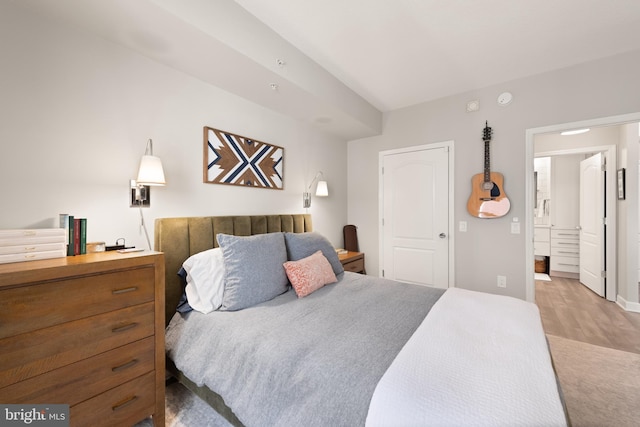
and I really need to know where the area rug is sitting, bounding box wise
[135,381,232,427]
[547,334,640,427]
[535,272,552,281]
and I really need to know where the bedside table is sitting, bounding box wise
[338,251,365,274]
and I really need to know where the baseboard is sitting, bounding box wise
[616,295,640,313]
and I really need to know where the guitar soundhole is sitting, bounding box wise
[481,181,501,199]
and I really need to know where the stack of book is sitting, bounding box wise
[0,229,67,264]
[59,214,87,256]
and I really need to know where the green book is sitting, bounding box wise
[79,218,87,254]
[67,215,74,256]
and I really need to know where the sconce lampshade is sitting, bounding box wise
[303,172,328,208]
[136,139,166,186]
[315,180,328,197]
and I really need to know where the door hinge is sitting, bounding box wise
[381,166,384,175]
[382,218,385,226]
[601,270,607,278]
[382,269,385,277]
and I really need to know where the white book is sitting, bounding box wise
[0,229,67,247]
[0,248,67,264]
[0,242,66,255]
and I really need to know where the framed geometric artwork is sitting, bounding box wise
[203,127,284,190]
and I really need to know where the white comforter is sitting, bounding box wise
[366,288,567,427]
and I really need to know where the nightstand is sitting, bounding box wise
[338,251,365,274]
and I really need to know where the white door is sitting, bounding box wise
[381,146,449,288]
[579,153,605,296]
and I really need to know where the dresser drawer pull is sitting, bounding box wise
[111,323,138,333]
[112,286,138,295]
[111,395,138,412]
[112,359,139,372]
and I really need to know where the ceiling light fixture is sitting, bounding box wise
[560,128,590,136]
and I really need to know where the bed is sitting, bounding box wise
[155,214,568,427]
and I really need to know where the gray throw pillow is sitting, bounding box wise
[284,232,344,276]
[217,232,288,311]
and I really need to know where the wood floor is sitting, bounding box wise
[535,276,640,354]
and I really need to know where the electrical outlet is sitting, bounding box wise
[497,275,507,288]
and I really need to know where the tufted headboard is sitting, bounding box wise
[154,214,312,326]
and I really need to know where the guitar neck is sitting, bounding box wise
[483,139,491,183]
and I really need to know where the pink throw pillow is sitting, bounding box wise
[283,250,338,298]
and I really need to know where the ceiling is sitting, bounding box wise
[14,0,640,139]
[235,0,640,110]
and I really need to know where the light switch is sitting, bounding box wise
[511,222,521,234]
[459,221,467,232]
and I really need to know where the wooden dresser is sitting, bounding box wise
[0,251,165,426]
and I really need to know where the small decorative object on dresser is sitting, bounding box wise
[0,251,165,427]
[339,251,365,274]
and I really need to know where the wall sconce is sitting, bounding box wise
[130,139,166,249]
[303,171,328,208]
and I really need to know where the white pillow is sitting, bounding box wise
[183,248,225,314]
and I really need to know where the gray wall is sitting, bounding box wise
[348,49,640,303]
[0,3,348,248]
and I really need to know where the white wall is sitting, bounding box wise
[0,4,347,249]
[618,123,640,304]
[349,49,640,302]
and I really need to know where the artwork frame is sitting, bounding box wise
[617,168,626,200]
[203,127,284,190]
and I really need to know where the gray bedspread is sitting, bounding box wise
[166,272,445,427]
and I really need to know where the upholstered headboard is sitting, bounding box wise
[154,214,312,326]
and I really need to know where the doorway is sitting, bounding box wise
[378,141,454,289]
[535,147,611,298]
[526,112,640,304]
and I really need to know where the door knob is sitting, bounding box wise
[439,233,447,239]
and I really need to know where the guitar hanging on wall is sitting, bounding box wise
[467,121,511,218]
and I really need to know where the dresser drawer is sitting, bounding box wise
[343,257,365,273]
[534,242,550,256]
[551,229,579,240]
[0,302,154,388]
[551,239,579,250]
[71,371,156,427]
[534,228,550,242]
[551,246,579,257]
[551,256,579,273]
[0,266,155,339]
[0,337,154,405]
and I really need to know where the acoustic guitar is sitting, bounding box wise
[467,121,510,218]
